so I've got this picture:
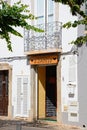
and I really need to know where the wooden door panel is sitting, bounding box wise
[0,71,8,116]
[38,66,46,118]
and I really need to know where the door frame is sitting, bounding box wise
[56,58,62,123]
[0,63,12,119]
[36,63,62,122]
[30,57,62,122]
[37,65,57,119]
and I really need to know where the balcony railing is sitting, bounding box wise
[24,21,62,54]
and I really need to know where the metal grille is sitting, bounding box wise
[24,21,62,52]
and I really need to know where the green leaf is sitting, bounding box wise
[63,22,72,28]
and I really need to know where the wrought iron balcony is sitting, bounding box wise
[24,21,62,55]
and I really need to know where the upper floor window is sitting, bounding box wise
[48,0,54,22]
[37,0,44,24]
[35,0,54,24]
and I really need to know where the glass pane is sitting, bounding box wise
[48,0,54,15]
[37,16,44,25]
[48,0,54,22]
[37,0,44,24]
[48,15,53,23]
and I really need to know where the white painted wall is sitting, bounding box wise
[59,4,78,112]
[0,0,79,119]
[59,4,78,52]
[10,60,31,117]
[0,0,32,58]
[0,0,32,118]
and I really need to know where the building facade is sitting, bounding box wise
[0,0,87,127]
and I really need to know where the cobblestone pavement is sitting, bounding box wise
[0,120,86,130]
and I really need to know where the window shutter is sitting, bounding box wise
[16,76,29,117]
[23,78,28,115]
[17,78,21,115]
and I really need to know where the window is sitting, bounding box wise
[37,0,44,24]
[48,0,54,22]
[36,0,54,24]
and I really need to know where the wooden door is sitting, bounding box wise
[38,66,46,119]
[0,70,8,116]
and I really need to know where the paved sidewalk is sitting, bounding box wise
[0,123,82,130]
[0,125,80,130]
[0,120,86,130]
[0,125,83,130]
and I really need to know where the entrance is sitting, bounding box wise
[0,70,8,116]
[46,66,57,120]
[38,66,57,120]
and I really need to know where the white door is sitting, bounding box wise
[16,76,28,117]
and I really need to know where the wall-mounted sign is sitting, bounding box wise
[29,54,58,65]
[68,101,79,122]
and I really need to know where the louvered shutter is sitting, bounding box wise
[17,78,21,115]
[23,78,28,115]
[16,76,28,117]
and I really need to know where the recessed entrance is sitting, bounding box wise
[38,65,57,121]
[46,66,57,120]
[0,70,9,116]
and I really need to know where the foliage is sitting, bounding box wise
[53,0,87,46]
[0,0,43,51]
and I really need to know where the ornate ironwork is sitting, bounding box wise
[24,21,62,52]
